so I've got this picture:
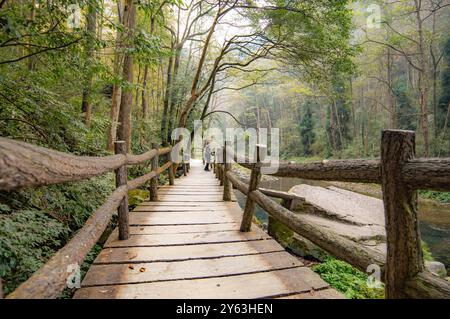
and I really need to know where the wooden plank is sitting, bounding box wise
[277,288,345,299]
[129,212,237,226]
[73,267,328,299]
[105,230,270,247]
[128,223,239,235]
[138,201,229,206]
[133,206,230,212]
[95,239,285,264]
[157,191,224,195]
[82,252,304,286]
[154,196,226,202]
[158,188,223,191]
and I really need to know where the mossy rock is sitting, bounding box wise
[268,217,328,260]
[268,216,294,247]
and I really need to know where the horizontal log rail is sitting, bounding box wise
[7,160,174,299]
[0,137,183,299]
[219,130,450,299]
[0,137,171,191]
[228,146,450,191]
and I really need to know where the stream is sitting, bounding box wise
[234,175,450,269]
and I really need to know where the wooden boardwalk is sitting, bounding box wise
[74,160,342,299]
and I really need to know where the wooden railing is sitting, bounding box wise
[0,137,183,299]
[214,130,450,299]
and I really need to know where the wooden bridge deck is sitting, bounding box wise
[73,160,342,299]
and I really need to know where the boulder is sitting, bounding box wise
[287,184,387,258]
[425,261,447,278]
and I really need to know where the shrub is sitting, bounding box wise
[312,257,385,299]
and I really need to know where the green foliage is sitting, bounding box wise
[0,174,114,294]
[262,0,356,83]
[128,189,149,208]
[418,190,450,204]
[0,209,69,294]
[421,240,434,262]
[312,257,385,299]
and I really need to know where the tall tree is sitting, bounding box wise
[81,2,97,127]
[116,0,136,151]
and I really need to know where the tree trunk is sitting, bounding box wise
[141,65,149,118]
[177,10,220,128]
[387,47,396,129]
[107,0,125,151]
[167,46,182,143]
[27,0,36,71]
[161,53,174,145]
[415,0,430,157]
[116,0,136,152]
[81,3,97,127]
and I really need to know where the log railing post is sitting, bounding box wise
[182,148,187,176]
[216,147,223,185]
[268,198,294,242]
[183,151,191,176]
[223,142,232,201]
[114,141,129,240]
[214,150,218,178]
[381,130,423,298]
[240,145,263,232]
[219,149,224,186]
[167,145,175,185]
[149,142,158,201]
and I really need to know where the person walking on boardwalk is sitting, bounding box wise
[204,140,212,171]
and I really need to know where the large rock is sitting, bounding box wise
[286,184,387,258]
[425,261,447,278]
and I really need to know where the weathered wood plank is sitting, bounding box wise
[127,223,239,235]
[154,195,226,202]
[94,240,285,264]
[105,230,270,247]
[138,201,229,206]
[73,267,328,299]
[277,288,345,299]
[129,212,237,225]
[133,206,230,212]
[82,252,303,286]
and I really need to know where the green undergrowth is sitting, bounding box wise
[312,242,437,299]
[128,189,150,208]
[419,190,450,203]
[0,174,114,295]
[312,257,385,299]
